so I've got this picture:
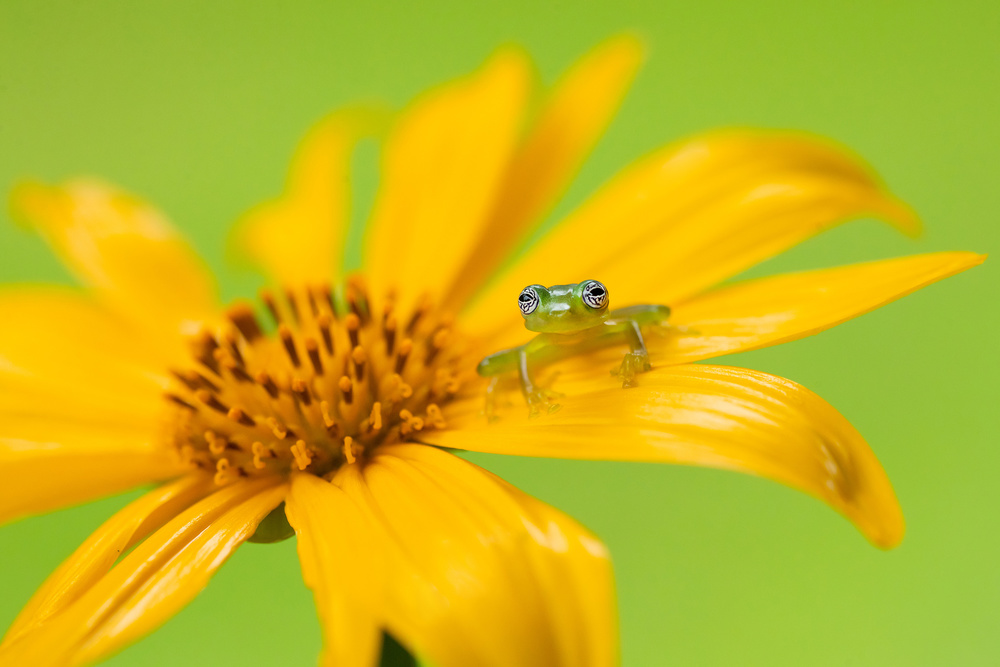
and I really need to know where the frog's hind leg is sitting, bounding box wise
[613,320,652,388]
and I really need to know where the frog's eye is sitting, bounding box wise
[581,280,608,310]
[518,286,540,316]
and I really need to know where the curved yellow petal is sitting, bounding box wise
[3,473,213,645]
[443,34,644,311]
[333,445,617,667]
[660,251,986,364]
[425,365,904,549]
[365,47,531,310]
[10,180,219,344]
[232,107,389,286]
[284,474,385,667]
[461,130,920,344]
[0,286,171,415]
[0,477,286,667]
[0,422,184,525]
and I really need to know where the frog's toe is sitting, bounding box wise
[525,387,563,418]
[612,351,651,388]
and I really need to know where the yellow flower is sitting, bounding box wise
[0,35,983,667]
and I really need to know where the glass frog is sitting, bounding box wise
[477,280,671,416]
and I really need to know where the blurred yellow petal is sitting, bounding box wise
[425,365,904,549]
[10,180,219,344]
[285,474,384,667]
[0,477,286,667]
[660,251,986,364]
[0,421,184,525]
[3,473,213,645]
[0,287,171,418]
[443,34,644,311]
[232,107,388,286]
[461,130,920,344]
[365,48,530,310]
[333,445,616,667]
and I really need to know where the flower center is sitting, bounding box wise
[163,279,467,484]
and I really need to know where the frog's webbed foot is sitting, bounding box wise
[525,386,564,418]
[612,350,651,388]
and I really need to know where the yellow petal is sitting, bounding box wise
[3,473,213,645]
[0,424,185,525]
[232,107,388,286]
[333,445,616,667]
[425,365,905,549]
[661,251,986,364]
[461,130,920,344]
[365,48,531,311]
[284,474,385,667]
[443,34,644,311]
[0,477,286,667]
[10,180,219,345]
[0,286,171,418]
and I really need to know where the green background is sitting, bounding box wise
[1,1,997,665]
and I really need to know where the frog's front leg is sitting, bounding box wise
[605,305,670,387]
[613,320,652,387]
[517,341,563,416]
[477,339,562,417]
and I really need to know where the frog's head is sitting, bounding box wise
[518,280,610,333]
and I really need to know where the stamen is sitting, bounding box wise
[317,313,334,354]
[251,441,268,469]
[285,288,301,323]
[426,328,449,364]
[228,407,256,427]
[166,393,196,410]
[345,314,361,349]
[383,314,397,356]
[406,301,426,335]
[305,338,324,375]
[320,401,337,428]
[195,331,221,374]
[306,287,319,317]
[351,346,367,381]
[266,417,290,440]
[291,378,312,406]
[342,436,356,464]
[205,430,227,455]
[279,324,301,367]
[256,371,279,399]
[395,338,412,373]
[261,289,282,325]
[222,332,246,367]
[368,402,382,431]
[339,376,353,405]
[223,358,254,384]
[227,304,263,342]
[426,403,446,429]
[192,371,220,393]
[399,409,424,437]
[171,370,200,391]
[196,389,229,414]
[319,283,336,314]
[348,295,364,322]
[380,373,413,402]
[290,440,313,470]
[214,458,232,485]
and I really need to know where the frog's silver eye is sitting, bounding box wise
[518,286,539,316]
[581,280,608,310]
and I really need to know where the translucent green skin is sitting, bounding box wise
[477,281,671,413]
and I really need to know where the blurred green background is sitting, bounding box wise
[1,1,997,665]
